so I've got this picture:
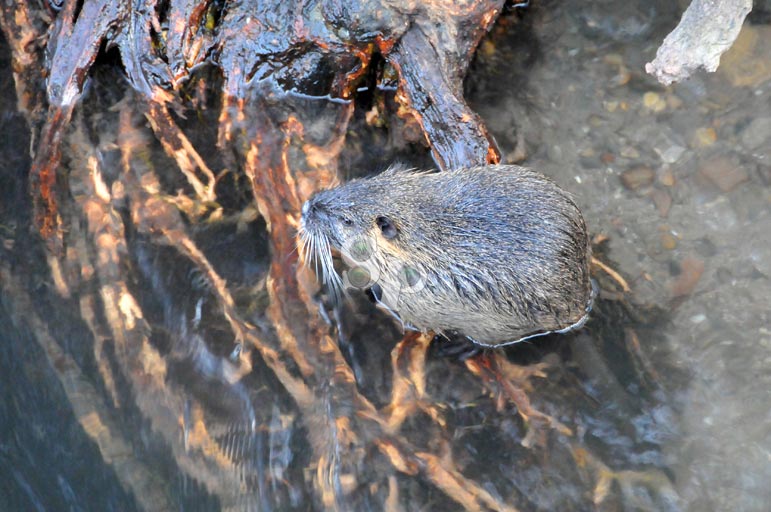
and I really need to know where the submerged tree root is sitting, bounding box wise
[0,265,174,511]
[0,1,672,509]
[572,445,678,509]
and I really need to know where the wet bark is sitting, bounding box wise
[7,0,503,251]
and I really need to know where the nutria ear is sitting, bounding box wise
[376,216,398,239]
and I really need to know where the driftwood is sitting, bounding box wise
[0,1,678,510]
[646,0,753,85]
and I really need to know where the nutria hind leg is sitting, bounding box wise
[431,331,483,360]
[464,279,598,349]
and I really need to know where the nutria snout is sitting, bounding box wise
[299,164,594,347]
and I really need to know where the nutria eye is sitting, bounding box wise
[340,216,353,226]
[376,216,397,239]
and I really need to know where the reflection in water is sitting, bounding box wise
[1,1,770,511]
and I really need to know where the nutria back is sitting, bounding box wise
[299,164,593,346]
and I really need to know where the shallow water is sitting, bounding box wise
[469,1,771,509]
[1,1,770,511]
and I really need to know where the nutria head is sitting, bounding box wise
[299,166,434,294]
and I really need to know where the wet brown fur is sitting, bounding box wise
[299,164,593,346]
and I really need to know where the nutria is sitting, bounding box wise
[298,164,594,347]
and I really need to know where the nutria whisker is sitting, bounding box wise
[299,226,343,298]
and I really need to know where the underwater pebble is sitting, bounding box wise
[671,256,705,298]
[620,166,654,190]
[660,232,678,250]
[739,117,771,151]
[480,39,496,58]
[643,91,666,112]
[588,115,604,128]
[602,54,632,86]
[691,127,717,148]
[719,25,771,87]
[666,94,683,110]
[603,53,624,66]
[699,156,749,192]
[655,144,686,164]
[749,238,771,277]
[651,188,672,217]
[658,168,676,187]
[620,146,640,159]
[547,144,563,161]
[613,68,631,86]
[576,5,655,42]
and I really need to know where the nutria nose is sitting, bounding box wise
[303,197,329,218]
[301,199,328,227]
